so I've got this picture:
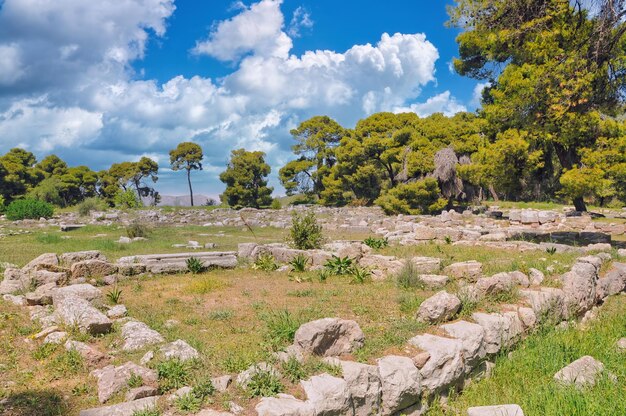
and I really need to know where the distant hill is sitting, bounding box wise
[148,195,217,207]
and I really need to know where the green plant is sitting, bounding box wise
[77,197,105,216]
[317,269,330,282]
[546,246,558,255]
[270,198,282,209]
[186,257,205,274]
[5,199,54,220]
[127,372,144,388]
[126,222,150,238]
[281,356,306,383]
[106,286,123,304]
[36,233,62,244]
[0,195,5,213]
[324,255,354,275]
[131,408,162,416]
[397,293,426,314]
[260,309,302,350]
[253,253,279,272]
[246,368,283,398]
[208,309,234,321]
[290,211,324,250]
[157,359,190,392]
[48,349,84,375]
[363,236,389,249]
[395,260,424,289]
[444,235,453,245]
[32,343,58,360]
[114,189,142,209]
[288,254,309,272]
[191,376,215,399]
[349,265,371,284]
[175,392,202,413]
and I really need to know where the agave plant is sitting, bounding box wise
[349,265,372,284]
[363,237,389,249]
[253,253,279,272]
[324,255,354,275]
[186,257,205,274]
[288,254,309,273]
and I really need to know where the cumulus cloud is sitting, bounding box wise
[287,6,313,38]
[0,0,468,194]
[471,82,490,108]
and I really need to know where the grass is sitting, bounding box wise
[426,295,626,416]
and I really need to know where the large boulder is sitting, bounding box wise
[471,312,523,355]
[60,250,105,266]
[554,356,606,388]
[53,295,112,335]
[562,260,598,317]
[411,257,442,274]
[519,287,566,324]
[53,283,102,303]
[444,261,482,280]
[79,396,159,416]
[255,394,313,416]
[408,334,465,394]
[91,362,157,403]
[467,405,525,416]
[22,253,60,272]
[440,320,486,373]
[294,318,364,357]
[120,321,165,351]
[159,339,199,362]
[358,255,404,278]
[339,360,382,416]
[70,260,117,279]
[301,374,352,416]
[376,355,421,414]
[416,291,461,324]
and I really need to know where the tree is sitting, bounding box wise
[219,149,273,209]
[36,154,68,177]
[97,158,158,206]
[374,178,447,215]
[0,148,40,202]
[169,142,203,206]
[279,116,345,197]
[449,0,626,211]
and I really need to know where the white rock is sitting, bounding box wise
[554,356,606,388]
[43,331,68,344]
[467,404,525,416]
[293,318,364,356]
[160,339,199,362]
[106,304,127,319]
[408,334,465,394]
[377,355,421,414]
[339,360,382,416]
[120,321,164,351]
[301,373,352,415]
[416,291,461,324]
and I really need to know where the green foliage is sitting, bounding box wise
[363,236,388,249]
[131,409,161,416]
[219,149,273,208]
[36,233,62,244]
[126,222,150,238]
[290,211,324,250]
[114,189,142,209]
[169,142,203,207]
[260,309,302,350]
[348,265,372,284]
[106,286,123,304]
[270,198,282,209]
[281,357,307,383]
[127,372,144,388]
[77,197,106,216]
[208,309,234,321]
[324,255,353,275]
[253,253,279,272]
[191,376,215,399]
[156,359,190,392]
[5,198,54,220]
[288,254,309,273]
[375,178,447,215]
[395,259,424,289]
[246,367,284,398]
[186,257,205,274]
[174,393,202,413]
[546,247,558,256]
[48,349,84,375]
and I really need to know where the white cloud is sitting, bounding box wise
[0,43,24,85]
[287,6,313,38]
[471,82,490,108]
[394,91,467,117]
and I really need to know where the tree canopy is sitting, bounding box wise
[170,141,204,206]
[220,149,273,209]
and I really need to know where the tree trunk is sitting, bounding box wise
[187,169,194,206]
[573,196,587,212]
[488,184,500,202]
[554,143,587,212]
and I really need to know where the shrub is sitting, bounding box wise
[270,198,282,209]
[253,253,279,272]
[186,257,205,274]
[290,211,324,250]
[246,368,283,398]
[260,309,302,350]
[395,260,423,289]
[288,254,309,272]
[375,178,447,215]
[78,197,106,216]
[363,236,389,249]
[175,393,202,413]
[114,189,142,209]
[131,409,162,416]
[324,255,353,275]
[126,222,150,238]
[5,199,54,220]
[157,359,190,392]
[191,376,215,399]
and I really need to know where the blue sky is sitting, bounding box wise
[0,0,484,197]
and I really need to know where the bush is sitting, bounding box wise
[288,254,309,272]
[253,253,279,272]
[375,178,447,215]
[349,265,372,284]
[114,189,142,209]
[290,211,324,250]
[5,199,54,220]
[324,255,353,275]
[126,222,150,238]
[157,359,190,392]
[363,237,389,249]
[395,259,423,289]
[270,198,282,209]
[186,257,205,274]
[77,197,105,216]
[246,368,283,398]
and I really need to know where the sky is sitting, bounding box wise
[0,0,486,198]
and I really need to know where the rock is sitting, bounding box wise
[237,243,258,260]
[43,331,68,344]
[596,268,626,300]
[168,386,193,402]
[520,210,539,224]
[25,282,57,305]
[121,321,165,351]
[618,248,626,257]
[562,261,598,317]
[293,318,365,357]
[140,351,154,365]
[118,237,132,244]
[377,355,421,414]
[79,396,159,416]
[117,263,147,277]
[419,274,449,289]
[274,345,305,363]
[412,351,431,369]
[54,295,112,335]
[416,291,461,323]
[467,404,525,416]
[2,294,25,305]
[60,250,105,266]
[554,356,606,388]
[125,386,158,401]
[472,312,523,355]
[617,338,626,352]
[53,283,102,303]
[35,326,60,339]
[339,360,382,416]
[91,362,157,403]
[408,334,465,394]
[229,401,244,415]
[65,340,106,363]
[236,363,280,388]
[32,270,67,286]
[516,307,537,330]
[255,393,313,416]
[159,339,199,362]
[410,257,442,274]
[519,287,566,324]
[196,410,236,416]
[22,253,60,273]
[107,304,127,319]
[70,260,117,279]
[211,375,232,393]
[529,268,544,285]
[444,261,483,280]
[301,373,352,415]
[358,255,404,277]
[440,320,486,372]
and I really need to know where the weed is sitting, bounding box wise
[253,253,279,272]
[126,222,150,239]
[32,343,58,360]
[546,246,558,255]
[317,269,330,282]
[444,235,453,245]
[395,260,424,289]
[48,349,84,376]
[157,359,190,392]
[260,309,302,350]
[106,286,123,304]
[290,211,324,250]
[175,392,202,413]
[397,292,426,314]
[186,257,205,274]
[192,376,215,399]
[36,233,62,244]
[288,254,309,272]
[127,372,144,388]
[324,255,353,275]
[281,356,306,383]
[186,276,225,295]
[222,351,256,373]
[349,265,372,284]
[208,309,234,321]
[363,236,389,249]
[246,368,283,398]
[131,408,162,416]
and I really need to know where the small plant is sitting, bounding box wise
[127,372,144,388]
[208,309,234,321]
[175,392,202,413]
[363,236,389,249]
[546,246,557,255]
[191,376,215,399]
[349,265,372,284]
[77,197,105,216]
[444,235,453,244]
[253,253,279,272]
[270,198,282,209]
[260,309,302,350]
[246,368,283,398]
[106,286,123,304]
[114,189,142,209]
[395,260,424,289]
[48,349,84,375]
[281,356,306,383]
[5,199,54,220]
[131,408,162,416]
[317,269,330,282]
[290,211,324,250]
[126,222,150,239]
[186,257,205,274]
[36,233,62,244]
[324,255,353,275]
[288,254,309,273]
[32,343,58,360]
[157,359,190,392]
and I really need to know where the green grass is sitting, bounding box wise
[427,296,626,416]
